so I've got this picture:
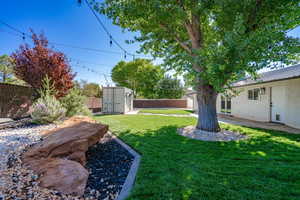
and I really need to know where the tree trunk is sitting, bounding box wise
[2,73,6,83]
[196,82,220,132]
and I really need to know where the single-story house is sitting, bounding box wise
[192,64,300,129]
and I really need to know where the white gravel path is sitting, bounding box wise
[0,123,55,198]
[0,124,55,170]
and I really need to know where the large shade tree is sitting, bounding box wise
[111,59,163,98]
[90,0,300,132]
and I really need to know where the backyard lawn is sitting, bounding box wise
[94,115,300,200]
[138,109,193,115]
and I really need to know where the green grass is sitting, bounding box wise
[94,115,300,200]
[139,109,193,115]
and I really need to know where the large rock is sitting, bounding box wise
[24,116,108,165]
[30,158,89,196]
[22,116,108,196]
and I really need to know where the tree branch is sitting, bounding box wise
[159,24,192,54]
[246,0,263,33]
[184,14,202,49]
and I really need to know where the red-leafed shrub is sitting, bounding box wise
[12,31,75,98]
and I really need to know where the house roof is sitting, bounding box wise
[232,64,300,87]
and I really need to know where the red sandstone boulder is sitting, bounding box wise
[22,116,108,196]
[24,116,108,165]
[29,158,89,196]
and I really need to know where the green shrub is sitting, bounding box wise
[60,87,91,117]
[31,94,66,124]
[31,76,66,124]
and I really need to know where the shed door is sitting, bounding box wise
[113,88,124,113]
[271,86,285,123]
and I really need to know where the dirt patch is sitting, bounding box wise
[178,126,248,141]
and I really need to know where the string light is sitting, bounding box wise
[109,35,113,47]
[0,20,151,58]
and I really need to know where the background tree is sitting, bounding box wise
[155,75,184,99]
[111,59,163,98]
[0,54,26,85]
[0,54,14,83]
[12,32,75,98]
[96,0,300,132]
[76,80,102,97]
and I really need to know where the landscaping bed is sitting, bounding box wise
[0,118,136,200]
[85,134,134,200]
[94,114,300,200]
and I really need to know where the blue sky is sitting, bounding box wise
[0,0,299,85]
[0,0,148,85]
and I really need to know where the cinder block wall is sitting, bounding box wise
[133,99,187,108]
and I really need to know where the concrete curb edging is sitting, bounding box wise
[107,132,141,200]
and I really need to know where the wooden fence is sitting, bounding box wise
[86,97,102,113]
[0,83,103,119]
[0,83,36,119]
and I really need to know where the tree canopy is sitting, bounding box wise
[155,75,185,99]
[0,54,26,85]
[0,55,14,83]
[12,32,75,98]
[111,59,163,98]
[75,80,102,97]
[94,0,300,132]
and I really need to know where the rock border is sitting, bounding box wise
[178,125,248,141]
[107,132,141,200]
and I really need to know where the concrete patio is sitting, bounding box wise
[217,114,300,134]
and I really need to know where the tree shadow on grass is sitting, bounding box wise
[114,125,300,200]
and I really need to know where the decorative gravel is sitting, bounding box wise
[84,134,134,200]
[178,125,248,141]
[0,123,135,200]
[0,123,58,199]
[0,123,55,171]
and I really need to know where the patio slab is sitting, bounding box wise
[190,114,300,134]
[220,115,300,134]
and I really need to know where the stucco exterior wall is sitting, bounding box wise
[216,78,300,129]
[285,78,300,129]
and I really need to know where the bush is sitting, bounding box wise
[31,76,66,124]
[31,94,66,124]
[60,87,91,117]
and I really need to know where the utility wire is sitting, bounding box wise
[0,23,113,80]
[83,0,135,57]
[0,20,151,58]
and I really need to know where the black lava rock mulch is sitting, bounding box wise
[84,135,134,200]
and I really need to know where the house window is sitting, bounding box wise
[248,88,260,100]
[221,96,231,114]
[248,90,253,100]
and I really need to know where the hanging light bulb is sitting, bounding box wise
[109,35,113,47]
[124,51,127,59]
[22,33,25,40]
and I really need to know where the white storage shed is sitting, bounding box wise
[102,87,134,114]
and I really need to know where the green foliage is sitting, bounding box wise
[31,95,66,124]
[0,54,25,85]
[60,87,92,117]
[94,114,300,200]
[82,81,102,97]
[0,54,14,82]
[98,0,300,91]
[154,75,184,99]
[111,59,163,98]
[38,75,57,98]
[31,76,65,124]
